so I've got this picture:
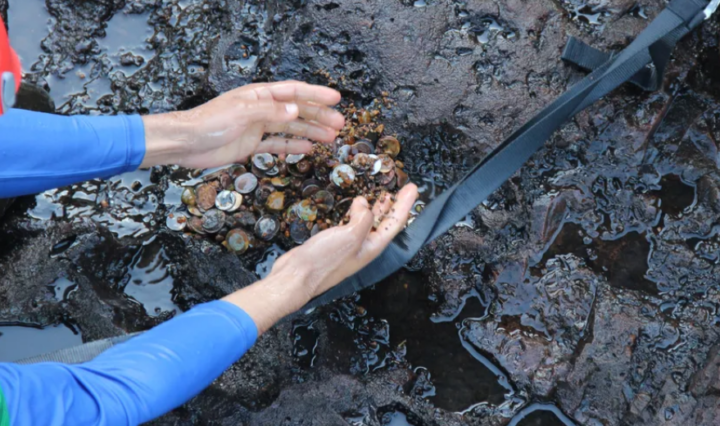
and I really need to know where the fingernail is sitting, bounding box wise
[286,103,298,115]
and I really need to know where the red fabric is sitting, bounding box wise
[0,19,22,115]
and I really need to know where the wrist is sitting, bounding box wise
[265,259,314,308]
[222,262,312,334]
[140,113,190,168]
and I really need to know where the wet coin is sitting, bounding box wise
[196,184,217,211]
[216,190,243,212]
[253,153,276,171]
[181,188,197,206]
[225,229,251,254]
[285,154,305,164]
[235,173,258,194]
[331,164,356,188]
[377,136,401,158]
[166,212,188,231]
[266,191,286,212]
[255,216,280,241]
[201,209,226,233]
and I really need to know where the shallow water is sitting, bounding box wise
[100,12,153,58]
[49,277,78,302]
[0,324,82,362]
[348,271,510,412]
[509,403,577,426]
[7,0,50,70]
[123,237,180,317]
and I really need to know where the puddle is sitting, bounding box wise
[292,320,319,368]
[255,244,286,279]
[653,174,696,218]
[377,404,424,426]
[7,0,51,71]
[111,169,155,193]
[508,403,577,426]
[0,323,83,362]
[23,170,161,240]
[101,12,152,55]
[381,411,415,426]
[50,235,78,258]
[49,277,78,302]
[353,271,510,412]
[123,237,180,317]
[101,11,154,68]
[535,222,655,294]
[44,7,155,108]
[51,65,114,108]
[163,182,185,206]
[27,189,65,220]
[560,1,612,26]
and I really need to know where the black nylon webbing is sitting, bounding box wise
[301,0,708,312]
[22,0,710,363]
[562,37,659,90]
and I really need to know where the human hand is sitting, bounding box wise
[140,81,345,169]
[223,183,419,333]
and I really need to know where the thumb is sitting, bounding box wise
[245,100,299,123]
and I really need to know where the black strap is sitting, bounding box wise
[561,37,661,91]
[301,0,709,312]
[22,0,711,363]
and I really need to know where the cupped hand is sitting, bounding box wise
[273,183,419,303]
[140,81,346,169]
[223,183,419,332]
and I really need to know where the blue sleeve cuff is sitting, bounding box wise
[123,115,146,172]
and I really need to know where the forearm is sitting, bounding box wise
[0,110,145,198]
[223,258,312,333]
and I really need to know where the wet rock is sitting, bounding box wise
[14,83,56,113]
[0,200,12,222]
[246,373,466,426]
[7,0,720,424]
[463,255,598,397]
[119,52,144,67]
[555,284,719,425]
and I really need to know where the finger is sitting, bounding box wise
[371,192,393,228]
[367,184,419,249]
[344,197,374,239]
[264,81,342,106]
[371,192,392,217]
[297,102,345,129]
[265,120,337,143]
[245,100,300,123]
[255,137,314,156]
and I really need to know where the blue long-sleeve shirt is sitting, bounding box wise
[0,110,260,425]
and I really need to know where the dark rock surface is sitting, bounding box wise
[2,0,720,425]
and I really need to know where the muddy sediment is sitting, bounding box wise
[2,0,720,425]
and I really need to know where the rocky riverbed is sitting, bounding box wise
[2,0,720,425]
